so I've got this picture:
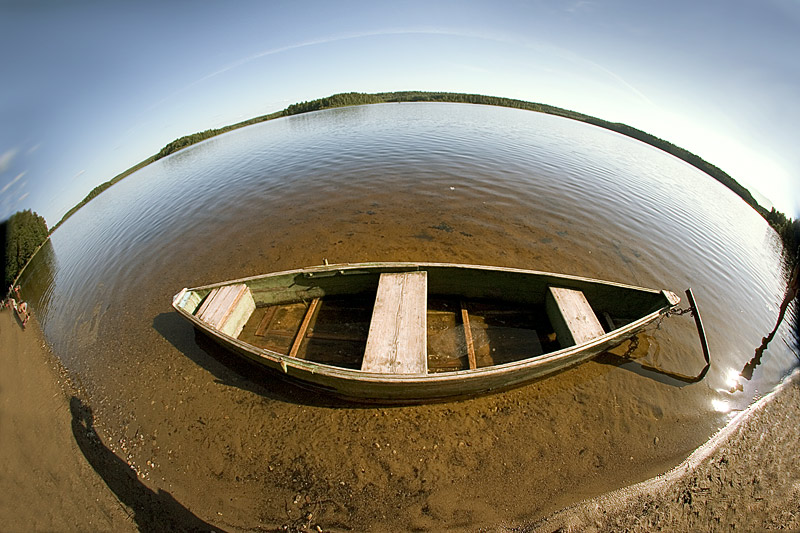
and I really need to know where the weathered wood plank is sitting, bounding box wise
[220,286,248,328]
[195,284,256,338]
[546,287,605,348]
[361,271,428,374]
[603,311,616,332]
[199,285,242,326]
[195,288,220,318]
[254,306,277,337]
[461,301,477,370]
[289,298,320,359]
[306,331,365,342]
[177,290,203,314]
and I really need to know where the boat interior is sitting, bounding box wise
[177,266,665,373]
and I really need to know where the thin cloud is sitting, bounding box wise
[133,26,657,137]
[209,26,655,108]
[566,1,597,14]
[0,171,26,195]
[0,148,18,173]
[145,27,488,113]
[465,28,658,109]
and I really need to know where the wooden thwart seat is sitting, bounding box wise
[546,286,605,348]
[196,284,255,338]
[361,271,428,374]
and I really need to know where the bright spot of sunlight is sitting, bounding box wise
[711,398,732,413]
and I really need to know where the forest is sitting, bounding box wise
[765,208,800,258]
[1,209,49,287]
[50,91,797,259]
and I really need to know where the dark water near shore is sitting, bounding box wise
[20,103,799,529]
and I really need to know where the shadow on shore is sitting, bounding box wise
[70,396,225,532]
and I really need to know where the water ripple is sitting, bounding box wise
[20,102,796,411]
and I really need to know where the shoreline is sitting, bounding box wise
[0,311,133,531]
[527,369,800,531]
[2,309,798,531]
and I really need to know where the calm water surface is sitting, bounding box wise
[20,103,798,529]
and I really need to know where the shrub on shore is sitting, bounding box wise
[1,209,49,286]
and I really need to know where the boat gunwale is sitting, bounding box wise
[181,261,669,296]
[172,262,679,385]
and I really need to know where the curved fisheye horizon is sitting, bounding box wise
[2,3,800,530]
[1,0,799,225]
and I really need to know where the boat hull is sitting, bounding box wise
[173,262,679,403]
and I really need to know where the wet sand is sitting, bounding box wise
[0,311,132,531]
[529,368,800,532]
[2,308,798,531]
[0,310,222,532]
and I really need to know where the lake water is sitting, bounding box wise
[20,103,799,529]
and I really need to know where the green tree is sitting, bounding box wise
[1,209,49,286]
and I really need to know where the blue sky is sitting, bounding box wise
[1,0,799,225]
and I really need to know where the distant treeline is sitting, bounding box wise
[1,209,49,286]
[284,92,385,116]
[51,155,157,233]
[765,208,800,258]
[53,90,796,258]
[372,92,766,217]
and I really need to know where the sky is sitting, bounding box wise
[1,0,798,226]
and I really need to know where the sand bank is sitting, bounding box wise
[0,311,132,531]
[528,369,800,531]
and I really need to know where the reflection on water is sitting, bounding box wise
[711,397,733,414]
[15,103,800,529]
[16,239,55,316]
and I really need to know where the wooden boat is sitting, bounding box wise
[172,262,681,402]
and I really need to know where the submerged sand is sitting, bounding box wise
[1,308,798,531]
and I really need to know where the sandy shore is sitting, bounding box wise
[528,369,800,532]
[1,308,798,532]
[0,311,132,531]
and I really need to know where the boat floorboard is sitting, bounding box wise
[238,295,564,373]
[427,299,556,373]
[362,271,428,374]
[239,296,373,369]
